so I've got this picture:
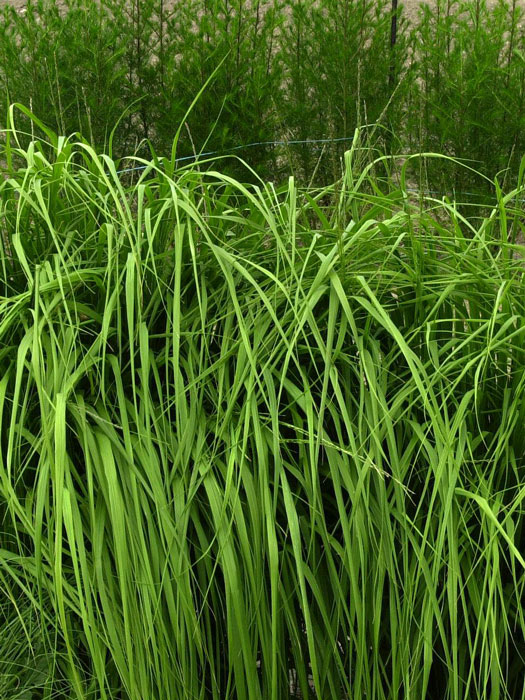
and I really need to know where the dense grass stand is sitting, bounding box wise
[1,117,525,698]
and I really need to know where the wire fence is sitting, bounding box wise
[115,136,359,174]
[89,135,525,206]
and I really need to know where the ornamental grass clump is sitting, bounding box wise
[1,111,525,699]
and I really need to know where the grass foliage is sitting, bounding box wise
[1,113,525,698]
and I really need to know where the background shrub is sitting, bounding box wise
[2,0,525,196]
[280,0,412,182]
[406,0,525,198]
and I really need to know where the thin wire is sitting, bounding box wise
[112,137,525,204]
[114,136,358,174]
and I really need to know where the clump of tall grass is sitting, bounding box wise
[1,111,525,699]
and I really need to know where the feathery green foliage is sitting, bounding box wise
[408,0,525,195]
[1,113,525,698]
[3,0,525,196]
[0,0,285,176]
[280,0,410,181]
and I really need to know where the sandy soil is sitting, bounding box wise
[1,0,25,9]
